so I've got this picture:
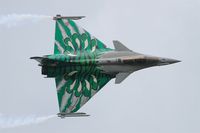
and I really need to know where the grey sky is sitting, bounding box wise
[0,0,200,132]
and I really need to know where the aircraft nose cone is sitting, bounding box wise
[159,58,181,65]
[167,58,181,64]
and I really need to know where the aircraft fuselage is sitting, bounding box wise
[31,50,179,78]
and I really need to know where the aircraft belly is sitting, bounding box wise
[42,63,96,77]
[98,64,135,74]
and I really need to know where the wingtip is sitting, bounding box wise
[53,15,86,20]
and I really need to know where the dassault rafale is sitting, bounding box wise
[31,15,180,118]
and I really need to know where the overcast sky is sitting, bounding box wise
[0,0,200,133]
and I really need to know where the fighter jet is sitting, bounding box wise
[31,15,180,118]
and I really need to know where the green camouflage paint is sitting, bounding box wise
[31,16,180,115]
[46,19,114,113]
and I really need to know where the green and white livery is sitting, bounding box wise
[53,16,113,114]
[31,15,180,118]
